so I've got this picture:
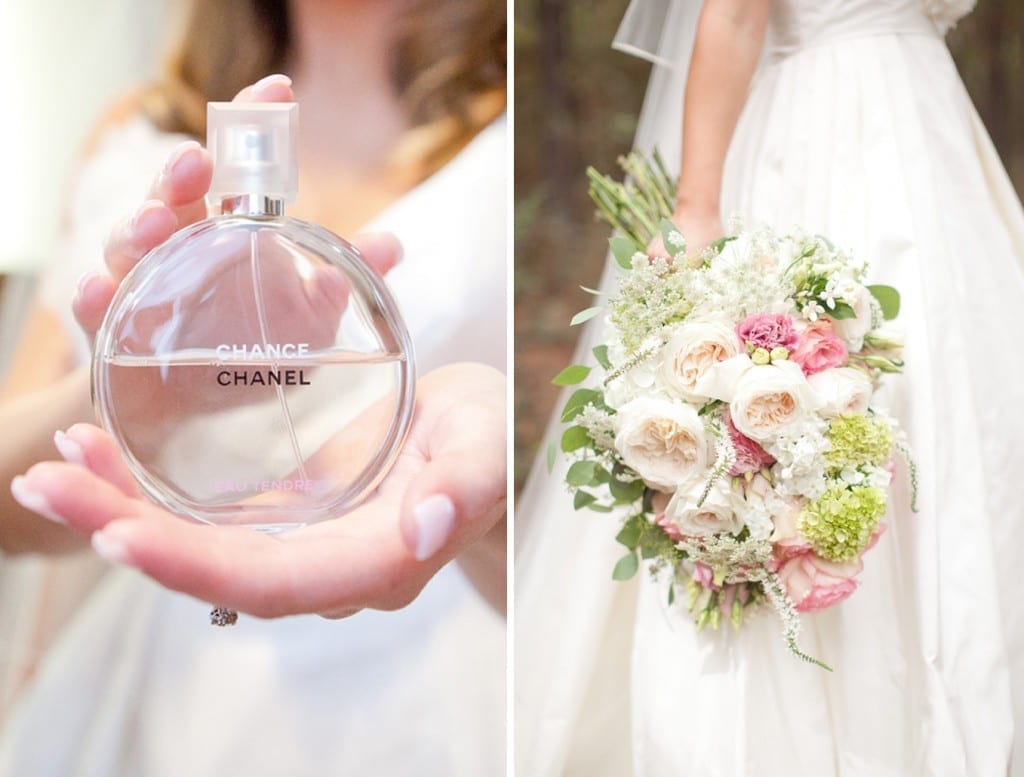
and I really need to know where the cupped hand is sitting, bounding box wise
[72,73,401,342]
[10,363,507,618]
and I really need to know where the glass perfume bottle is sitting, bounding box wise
[93,102,415,532]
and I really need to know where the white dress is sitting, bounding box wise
[516,2,1024,775]
[0,116,507,777]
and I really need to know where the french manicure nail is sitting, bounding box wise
[412,494,456,561]
[162,140,202,176]
[54,430,86,466]
[253,73,292,92]
[91,529,135,567]
[10,475,65,524]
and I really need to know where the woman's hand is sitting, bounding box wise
[72,74,400,342]
[10,363,507,618]
[645,204,724,260]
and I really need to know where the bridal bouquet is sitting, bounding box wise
[555,152,914,668]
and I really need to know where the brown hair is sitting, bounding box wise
[141,0,505,168]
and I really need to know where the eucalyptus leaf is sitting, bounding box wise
[573,490,597,510]
[612,551,639,581]
[610,236,638,269]
[592,344,611,370]
[615,516,643,549]
[867,284,901,320]
[570,307,602,326]
[552,364,592,386]
[566,460,599,487]
[561,425,592,452]
[659,218,686,259]
[560,388,599,422]
[545,441,556,474]
[609,476,645,504]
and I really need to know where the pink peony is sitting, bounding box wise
[726,414,775,475]
[777,553,863,613]
[736,313,800,352]
[791,320,848,375]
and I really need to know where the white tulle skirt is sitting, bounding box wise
[517,29,1024,777]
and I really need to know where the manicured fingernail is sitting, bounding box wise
[91,529,135,566]
[162,140,202,176]
[130,199,164,229]
[253,73,292,93]
[54,430,86,466]
[412,494,456,560]
[10,476,65,524]
[75,272,101,297]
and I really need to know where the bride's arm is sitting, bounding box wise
[651,0,771,255]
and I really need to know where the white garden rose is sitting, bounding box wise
[729,360,821,443]
[807,366,872,418]
[663,477,744,537]
[614,397,709,489]
[658,316,741,401]
[832,285,875,351]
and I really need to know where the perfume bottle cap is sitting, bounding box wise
[207,102,298,203]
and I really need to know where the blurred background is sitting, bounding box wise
[0,0,173,378]
[514,0,1024,493]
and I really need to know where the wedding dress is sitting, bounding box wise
[0,115,506,776]
[516,2,1024,775]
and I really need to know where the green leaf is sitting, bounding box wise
[570,307,602,326]
[827,300,856,320]
[560,388,599,422]
[552,364,591,386]
[573,490,597,510]
[588,503,615,513]
[659,218,685,258]
[615,516,643,549]
[608,476,644,504]
[560,425,592,452]
[592,344,611,370]
[708,235,738,254]
[867,284,901,320]
[612,551,639,581]
[697,400,722,417]
[639,529,669,560]
[667,584,675,606]
[566,460,599,487]
[610,236,638,269]
[545,441,556,474]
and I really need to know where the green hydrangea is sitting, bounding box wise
[825,415,893,472]
[799,485,887,562]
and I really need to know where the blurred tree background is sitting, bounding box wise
[514,1,1024,494]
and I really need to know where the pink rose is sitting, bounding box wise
[791,320,847,376]
[769,498,813,563]
[726,414,775,475]
[777,553,863,613]
[655,513,686,543]
[736,313,800,352]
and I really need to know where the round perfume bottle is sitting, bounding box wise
[93,103,415,531]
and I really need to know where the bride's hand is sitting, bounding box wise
[645,204,724,261]
[10,363,507,618]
